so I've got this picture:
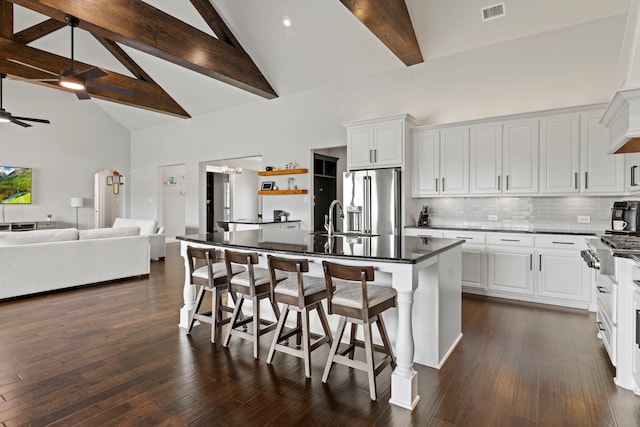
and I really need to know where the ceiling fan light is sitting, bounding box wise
[60,75,85,91]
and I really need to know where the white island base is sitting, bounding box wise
[177,234,463,411]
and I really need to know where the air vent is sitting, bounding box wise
[481,3,505,21]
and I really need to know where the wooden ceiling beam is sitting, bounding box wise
[0,37,190,118]
[0,0,13,39]
[339,0,423,66]
[7,0,277,99]
[189,0,242,50]
[92,35,155,83]
[13,18,65,44]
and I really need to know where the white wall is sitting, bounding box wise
[160,164,186,238]
[231,170,258,220]
[129,16,625,233]
[0,83,130,229]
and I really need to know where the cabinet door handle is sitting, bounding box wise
[369,149,374,164]
[530,254,533,271]
[574,172,578,190]
[636,310,640,347]
[498,175,501,191]
[552,241,574,245]
[632,166,638,187]
[442,177,446,192]
[435,178,439,192]
[596,286,607,294]
[506,175,509,191]
[596,321,606,332]
[539,254,542,271]
[585,171,589,189]
[374,149,378,163]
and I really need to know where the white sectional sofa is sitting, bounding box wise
[0,227,150,300]
[113,218,166,260]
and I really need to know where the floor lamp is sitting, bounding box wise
[70,197,83,229]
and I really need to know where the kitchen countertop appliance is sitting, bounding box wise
[342,168,400,236]
[610,201,640,234]
[273,210,290,222]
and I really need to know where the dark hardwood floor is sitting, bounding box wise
[1,242,640,426]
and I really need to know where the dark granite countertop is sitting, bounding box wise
[405,225,598,236]
[223,219,301,225]
[177,229,463,264]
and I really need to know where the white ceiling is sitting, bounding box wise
[9,0,632,131]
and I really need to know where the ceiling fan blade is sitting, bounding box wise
[11,118,32,127]
[86,80,134,96]
[75,90,91,100]
[7,59,58,76]
[9,75,58,83]
[75,67,107,81]
[12,116,50,124]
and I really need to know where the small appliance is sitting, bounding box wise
[610,201,640,234]
[417,205,430,227]
[273,210,289,222]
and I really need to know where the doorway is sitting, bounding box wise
[313,150,346,232]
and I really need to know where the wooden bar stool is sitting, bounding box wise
[266,255,333,378]
[321,260,397,401]
[223,250,287,359]
[185,246,245,343]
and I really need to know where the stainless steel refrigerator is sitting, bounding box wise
[342,168,401,236]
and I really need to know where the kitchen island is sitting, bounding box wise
[176,229,463,410]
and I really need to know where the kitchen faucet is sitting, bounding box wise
[325,199,344,237]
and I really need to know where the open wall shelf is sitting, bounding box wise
[258,168,308,176]
[258,189,308,195]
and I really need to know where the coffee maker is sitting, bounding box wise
[610,201,640,233]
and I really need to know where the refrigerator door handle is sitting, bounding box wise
[364,176,371,233]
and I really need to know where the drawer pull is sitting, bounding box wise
[500,238,520,242]
[596,286,607,294]
[455,236,473,240]
[552,241,574,245]
[596,321,606,332]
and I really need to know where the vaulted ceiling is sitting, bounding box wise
[0,0,631,131]
[0,0,420,119]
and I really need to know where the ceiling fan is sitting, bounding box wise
[0,74,50,127]
[13,16,133,100]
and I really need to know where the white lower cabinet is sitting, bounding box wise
[406,228,592,309]
[487,246,535,295]
[536,248,589,305]
[442,230,486,291]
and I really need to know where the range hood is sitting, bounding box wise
[602,0,640,154]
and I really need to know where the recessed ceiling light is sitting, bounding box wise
[282,16,293,27]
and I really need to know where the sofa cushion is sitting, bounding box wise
[0,228,79,246]
[79,226,140,240]
[113,218,157,235]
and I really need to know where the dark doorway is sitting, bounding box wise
[206,172,214,232]
[313,154,338,231]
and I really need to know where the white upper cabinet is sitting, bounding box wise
[539,113,580,194]
[470,120,539,195]
[412,127,469,196]
[440,127,470,195]
[503,118,539,194]
[580,111,625,194]
[470,123,503,194]
[346,115,412,170]
[412,129,440,196]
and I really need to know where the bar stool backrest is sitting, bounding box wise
[322,261,375,321]
[224,250,260,293]
[187,246,220,286]
[267,255,309,305]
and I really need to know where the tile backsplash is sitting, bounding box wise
[411,196,621,231]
